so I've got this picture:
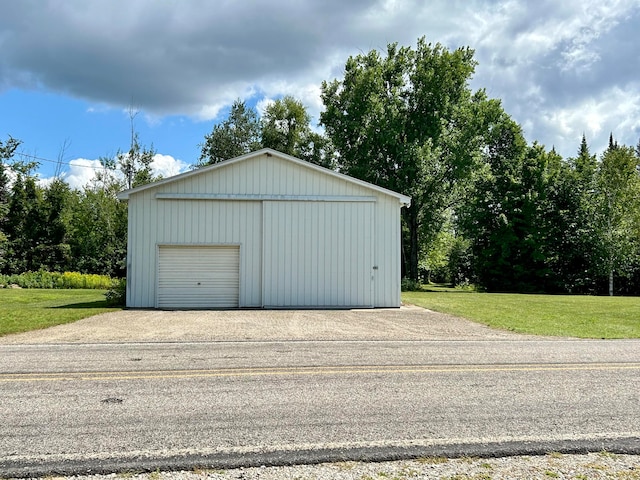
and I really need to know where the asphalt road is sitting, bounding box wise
[1,339,640,476]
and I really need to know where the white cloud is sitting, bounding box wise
[460,0,640,157]
[150,154,189,179]
[39,154,188,190]
[541,84,640,155]
[255,97,275,118]
[61,158,105,190]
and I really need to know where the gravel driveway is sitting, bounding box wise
[0,305,534,344]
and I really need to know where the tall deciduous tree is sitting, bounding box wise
[67,180,128,278]
[199,96,335,169]
[321,37,492,280]
[261,96,309,156]
[39,179,72,271]
[594,143,640,295]
[261,96,336,168]
[117,132,156,189]
[118,108,157,189]
[199,99,261,166]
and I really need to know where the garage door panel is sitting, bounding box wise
[157,245,239,308]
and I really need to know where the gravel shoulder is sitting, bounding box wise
[0,305,539,344]
[10,453,638,480]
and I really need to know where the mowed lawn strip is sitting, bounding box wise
[0,289,121,337]
[402,291,640,338]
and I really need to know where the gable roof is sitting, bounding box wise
[117,148,411,206]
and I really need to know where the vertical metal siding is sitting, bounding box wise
[263,201,374,307]
[127,199,262,308]
[372,196,402,307]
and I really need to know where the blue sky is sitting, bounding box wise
[1,88,209,177]
[1,0,640,189]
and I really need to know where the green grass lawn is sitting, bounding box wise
[2,288,638,339]
[402,290,640,338]
[0,289,122,337]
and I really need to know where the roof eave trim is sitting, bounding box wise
[117,148,412,204]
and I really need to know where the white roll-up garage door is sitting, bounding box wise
[157,245,240,308]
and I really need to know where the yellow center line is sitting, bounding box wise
[1,363,640,383]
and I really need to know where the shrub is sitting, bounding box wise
[0,270,116,289]
[105,278,126,306]
[401,277,422,291]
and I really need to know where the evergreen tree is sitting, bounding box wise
[0,137,20,217]
[0,136,21,271]
[459,113,565,292]
[4,175,27,273]
[548,135,599,292]
[22,177,47,271]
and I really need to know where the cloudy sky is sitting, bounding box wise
[1,0,639,189]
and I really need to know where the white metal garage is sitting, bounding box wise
[117,149,411,309]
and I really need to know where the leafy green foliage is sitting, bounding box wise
[105,278,126,306]
[118,131,158,189]
[0,170,128,279]
[544,135,600,293]
[400,277,422,291]
[593,144,640,294]
[39,179,72,271]
[0,136,21,273]
[66,185,128,277]
[0,271,116,289]
[3,174,48,272]
[321,37,497,281]
[262,95,336,168]
[0,136,21,217]
[198,97,335,169]
[261,95,311,156]
[460,124,566,292]
[0,131,134,279]
[199,99,262,166]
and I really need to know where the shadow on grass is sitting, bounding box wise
[411,284,477,293]
[51,300,112,309]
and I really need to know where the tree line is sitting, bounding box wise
[2,37,639,294]
[0,119,156,279]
